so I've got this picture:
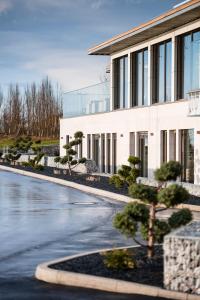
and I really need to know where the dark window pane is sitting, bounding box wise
[114,55,128,110]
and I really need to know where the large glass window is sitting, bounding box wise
[101,134,105,173]
[179,30,200,99]
[132,49,148,106]
[114,55,128,109]
[153,40,172,103]
[112,133,117,174]
[87,134,91,159]
[180,129,194,183]
[138,132,148,177]
[106,134,111,173]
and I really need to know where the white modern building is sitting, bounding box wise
[60,0,200,185]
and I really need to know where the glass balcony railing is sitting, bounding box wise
[188,89,200,116]
[63,81,110,118]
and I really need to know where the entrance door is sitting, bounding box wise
[138,132,148,177]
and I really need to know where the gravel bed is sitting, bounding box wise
[1,162,200,205]
[50,246,164,288]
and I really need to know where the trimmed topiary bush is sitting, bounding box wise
[113,160,192,258]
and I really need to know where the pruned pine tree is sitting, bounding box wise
[56,131,86,175]
[114,161,192,258]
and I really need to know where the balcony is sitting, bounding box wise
[188,90,200,116]
[63,81,110,118]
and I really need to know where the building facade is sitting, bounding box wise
[60,0,200,185]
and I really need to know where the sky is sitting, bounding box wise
[0,0,183,92]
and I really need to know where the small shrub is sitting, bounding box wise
[154,161,182,182]
[158,184,189,208]
[168,208,192,229]
[102,249,136,270]
[21,161,30,167]
[34,164,44,171]
[109,175,124,188]
[129,183,158,205]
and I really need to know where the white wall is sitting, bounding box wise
[60,100,200,184]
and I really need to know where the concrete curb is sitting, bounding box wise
[0,165,132,203]
[35,247,200,300]
[1,164,200,212]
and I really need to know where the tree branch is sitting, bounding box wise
[133,238,147,248]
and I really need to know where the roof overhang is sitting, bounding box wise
[88,0,200,56]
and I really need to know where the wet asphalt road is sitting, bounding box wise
[0,170,168,300]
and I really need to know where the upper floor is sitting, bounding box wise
[63,0,200,119]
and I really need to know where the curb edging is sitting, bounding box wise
[1,164,200,212]
[35,247,200,300]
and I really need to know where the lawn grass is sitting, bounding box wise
[0,136,59,149]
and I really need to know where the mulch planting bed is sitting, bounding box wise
[0,162,128,195]
[50,246,164,288]
[1,162,200,205]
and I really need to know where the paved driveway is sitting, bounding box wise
[0,171,169,300]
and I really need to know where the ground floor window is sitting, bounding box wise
[180,129,194,183]
[112,133,117,173]
[161,130,167,164]
[101,134,105,173]
[106,134,111,173]
[87,134,91,159]
[138,132,148,177]
[93,134,100,167]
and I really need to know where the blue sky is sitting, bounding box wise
[0,0,182,92]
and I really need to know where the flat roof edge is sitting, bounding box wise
[88,0,200,56]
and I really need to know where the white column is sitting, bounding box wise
[176,129,180,162]
[148,45,152,106]
[167,130,170,162]
[128,52,131,108]
[111,133,114,174]
[171,35,176,102]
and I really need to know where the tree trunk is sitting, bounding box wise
[147,203,156,258]
[68,162,72,176]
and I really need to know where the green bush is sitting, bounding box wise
[158,184,189,208]
[113,202,148,238]
[154,161,182,182]
[109,175,124,188]
[102,249,136,270]
[109,156,141,189]
[168,208,192,229]
[21,161,30,167]
[129,183,158,205]
[34,164,44,171]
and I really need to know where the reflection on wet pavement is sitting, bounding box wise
[0,170,167,300]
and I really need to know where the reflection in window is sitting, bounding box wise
[138,132,148,177]
[132,49,148,106]
[153,40,172,103]
[180,129,194,183]
[114,55,128,110]
[181,30,200,99]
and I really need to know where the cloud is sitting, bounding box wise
[0,0,12,14]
